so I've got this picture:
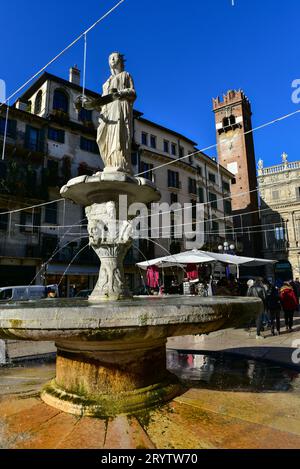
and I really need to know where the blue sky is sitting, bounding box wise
[1,0,300,167]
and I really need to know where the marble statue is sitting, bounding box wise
[76,52,136,174]
[257,158,263,170]
[282,152,288,165]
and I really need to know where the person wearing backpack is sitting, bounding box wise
[279,281,298,332]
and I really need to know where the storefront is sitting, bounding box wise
[46,264,98,297]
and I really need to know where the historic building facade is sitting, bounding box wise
[258,153,300,281]
[0,66,234,292]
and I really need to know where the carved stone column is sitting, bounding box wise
[86,202,132,301]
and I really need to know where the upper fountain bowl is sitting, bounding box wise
[60,171,161,207]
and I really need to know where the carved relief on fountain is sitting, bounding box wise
[86,201,133,300]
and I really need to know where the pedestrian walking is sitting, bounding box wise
[247,277,267,339]
[279,281,298,332]
[267,285,281,336]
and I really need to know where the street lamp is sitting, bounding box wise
[218,242,235,254]
[217,241,237,278]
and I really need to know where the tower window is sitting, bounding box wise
[222,114,236,128]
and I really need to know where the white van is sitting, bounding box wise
[0,284,59,302]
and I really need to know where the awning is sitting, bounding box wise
[136,249,276,270]
[136,252,215,270]
[46,264,99,275]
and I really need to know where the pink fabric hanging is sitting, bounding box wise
[146,265,160,288]
[186,263,198,280]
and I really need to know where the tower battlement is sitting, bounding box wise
[212,89,251,111]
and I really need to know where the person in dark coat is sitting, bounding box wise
[267,285,281,335]
[247,278,267,339]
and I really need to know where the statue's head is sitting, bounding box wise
[109,52,125,72]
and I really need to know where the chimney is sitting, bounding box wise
[69,65,81,86]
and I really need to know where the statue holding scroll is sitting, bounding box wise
[76,52,136,175]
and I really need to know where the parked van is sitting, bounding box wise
[0,284,59,302]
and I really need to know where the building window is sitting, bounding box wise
[140,161,154,181]
[198,187,204,203]
[223,115,236,127]
[164,140,169,153]
[53,89,69,113]
[171,143,177,156]
[42,235,58,259]
[179,146,184,158]
[191,199,197,219]
[209,192,217,209]
[0,210,8,231]
[20,211,40,234]
[141,132,148,146]
[80,136,99,154]
[48,127,65,143]
[223,180,230,192]
[0,118,17,139]
[212,221,219,234]
[224,200,232,215]
[25,126,44,152]
[170,193,178,204]
[188,177,197,194]
[208,173,216,183]
[150,135,157,149]
[34,90,43,114]
[78,108,92,123]
[272,190,280,200]
[45,202,58,224]
[197,166,203,177]
[275,226,285,241]
[168,170,180,188]
[47,159,59,185]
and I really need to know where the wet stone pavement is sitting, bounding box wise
[1,345,300,449]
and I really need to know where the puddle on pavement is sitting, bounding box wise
[1,352,300,397]
[0,358,55,397]
[166,350,300,393]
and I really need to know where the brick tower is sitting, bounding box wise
[212,90,260,257]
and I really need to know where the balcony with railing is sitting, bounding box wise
[259,160,300,176]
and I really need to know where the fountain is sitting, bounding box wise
[0,52,262,419]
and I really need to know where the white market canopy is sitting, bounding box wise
[136,251,215,270]
[136,249,277,270]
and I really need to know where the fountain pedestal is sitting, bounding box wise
[42,338,180,416]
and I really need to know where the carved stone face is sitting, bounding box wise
[88,219,102,246]
[109,52,124,72]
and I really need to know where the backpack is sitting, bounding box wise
[280,287,298,311]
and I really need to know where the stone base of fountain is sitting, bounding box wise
[0,296,262,417]
[41,338,182,416]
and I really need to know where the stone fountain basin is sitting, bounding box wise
[0,296,262,342]
[0,296,262,416]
